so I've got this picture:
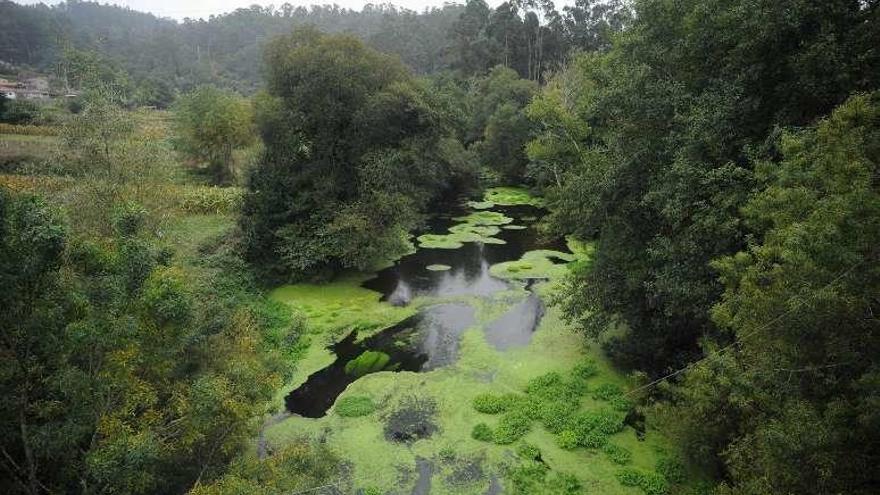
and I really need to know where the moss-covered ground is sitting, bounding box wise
[261,188,696,494]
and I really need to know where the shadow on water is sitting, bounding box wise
[286,204,570,418]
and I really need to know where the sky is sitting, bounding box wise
[13,0,547,20]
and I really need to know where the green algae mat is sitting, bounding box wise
[262,188,696,494]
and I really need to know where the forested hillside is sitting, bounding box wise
[0,0,626,96]
[1,1,878,494]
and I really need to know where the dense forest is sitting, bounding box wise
[1,0,878,494]
[0,0,627,97]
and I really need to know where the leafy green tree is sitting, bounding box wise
[0,192,68,495]
[525,53,594,187]
[468,66,537,183]
[552,0,880,374]
[0,193,304,494]
[662,92,880,494]
[172,86,255,184]
[241,29,473,279]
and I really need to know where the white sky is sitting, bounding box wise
[13,0,564,21]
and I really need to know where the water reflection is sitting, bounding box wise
[286,204,570,417]
[286,303,475,417]
[363,205,564,303]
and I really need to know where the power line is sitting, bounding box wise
[622,259,864,398]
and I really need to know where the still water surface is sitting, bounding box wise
[286,204,569,417]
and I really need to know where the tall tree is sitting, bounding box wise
[172,86,255,185]
[662,92,880,494]
[241,29,474,279]
[551,0,880,375]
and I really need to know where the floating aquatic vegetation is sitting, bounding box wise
[490,249,577,280]
[336,395,377,417]
[453,210,513,226]
[345,350,392,378]
[417,210,511,249]
[269,274,415,333]
[484,187,544,207]
[466,200,494,210]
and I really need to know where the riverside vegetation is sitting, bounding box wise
[1,1,878,495]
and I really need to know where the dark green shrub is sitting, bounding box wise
[594,410,625,435]
[556,430,579,450]
[617,468,642,487]
[539,400,576,434]
[516,443,540,461]
[472,392,522,414]
[601,443,632,465]
[572,410,624,438]
[471,422,494,442]
[493,409,532,444]
[546,472,581,494]
[609,395,633,412]
[592,383,623,401]
[616,468,669,495]
[526,372,584,403]
[572,358,598,380]
[506,461,582,495]
[336,396,376,417]
[656,457,685,484]
[579,429,608,448]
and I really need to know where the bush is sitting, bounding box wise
[592,383,623,401]
[556,430,579,450]
[539,400,576,434]
[616,468,669,495]
[578,429,608,449]
[656,457,685,484]
[572,358,598,380]
[526,372,585,403]
[472,392,522,414]
[493,409,532,444]
[336,396,376,417]
[471,423,494,442]
[572,410,624,437]
[609,395,633,412]
[180,186,244,214]
[516,442,540,460]
[601,443,632,465]
[506,461,582,495]
[0,99,44,125]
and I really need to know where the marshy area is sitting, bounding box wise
[264,188,691,494]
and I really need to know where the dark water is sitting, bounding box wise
[363,205,565,304]
[286,304,476,417]
[285,204,570,418]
